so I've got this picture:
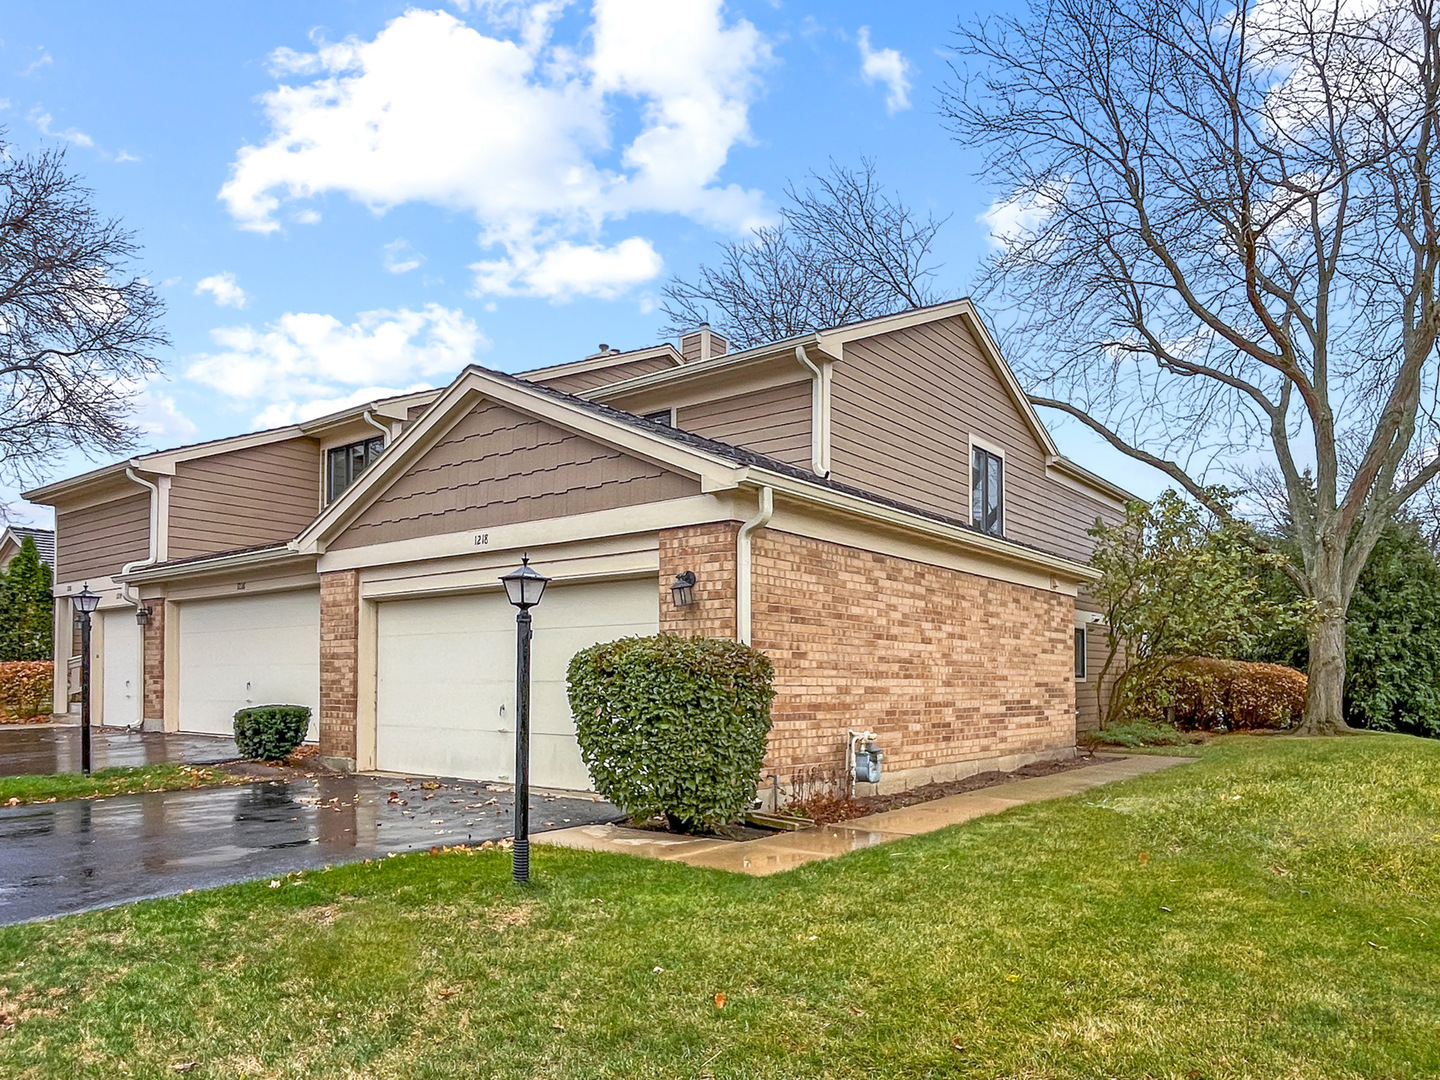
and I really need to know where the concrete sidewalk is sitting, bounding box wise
[540,753,1194,876]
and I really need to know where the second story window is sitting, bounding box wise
[972,445,1004,537]
[327,436,384,504]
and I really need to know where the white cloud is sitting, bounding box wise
[470,236,663,300]
[253,385,431,428]
[384,239,425,274]
[857,27,911,114]
[20,51,53,78]
[30,107,93,147]
[220,2,771,299]
[980,183,1068,250]
[185,303,486,424]
[133,383,199,444]
[194,271,248,309]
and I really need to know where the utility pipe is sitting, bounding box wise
[735,485,774,646]
[794,345,830,477]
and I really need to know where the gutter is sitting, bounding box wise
[736,485,774,645]
[793,345,831,477]
[118,543,309,586]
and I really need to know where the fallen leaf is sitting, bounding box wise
[172,1064,198,1074]
[268,880,280,889]
[1139,852,1150,866]
[653,966,665,974]
[714,993,726,1009]
[1160,906,1172,913]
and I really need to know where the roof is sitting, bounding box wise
[1,526,55,569]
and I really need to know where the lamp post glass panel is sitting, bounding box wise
[72,586,102,776]
[500,556,550,883]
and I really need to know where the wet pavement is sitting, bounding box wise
[0,725,240,776]
[0,774,619,924]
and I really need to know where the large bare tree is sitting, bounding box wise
[661,159,945,347]
[1,138,167,489]
[945,0,1440,734]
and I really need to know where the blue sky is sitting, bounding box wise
[1,0,1164,525]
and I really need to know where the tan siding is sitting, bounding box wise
[1076,621,1120,733]
[676,380,813,468]
[56,493,151,583]
[531,355,678,394]
[167,439,323,560]
[331,401,700,549]
[829,317,1123,562]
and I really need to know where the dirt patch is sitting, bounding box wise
[214,755,341,782]
[485,901,537,930]
[788,752,1121,825]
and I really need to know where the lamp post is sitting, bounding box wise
[72,585,101,776]
[500,555,550,884]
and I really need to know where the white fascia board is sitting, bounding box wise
[811,298,978,353]
[520,344,684,382]
[749,470,1099,583]
[588,336,817,401]
[117,544,310,585]
[295,367,747,554]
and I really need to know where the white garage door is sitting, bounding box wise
[177,590,321,738]
[101,609,141,728]
[375,578,658,790]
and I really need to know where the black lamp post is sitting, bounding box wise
[500,555,549,884]
[72,585,101,776]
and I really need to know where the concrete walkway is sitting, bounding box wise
[540,754,1194,876]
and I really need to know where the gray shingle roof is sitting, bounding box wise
[4,526,55,569]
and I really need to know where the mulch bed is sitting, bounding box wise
[788,751,1119,826]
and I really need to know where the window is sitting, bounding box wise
[326,436,384,503]
[971,445,1004,536]
[1075,627,1088,680]
[642,408,674,427]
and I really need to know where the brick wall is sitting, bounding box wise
[748,529,1077,792]
[319,570,359,762]
[142,600,164,722]
[659,521,740,639]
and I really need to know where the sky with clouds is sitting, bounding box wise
[1,0,1164,524]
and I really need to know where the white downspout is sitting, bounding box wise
[362,409,394,441]
[736,486,774,646]
[794,345,831,477]
[119,467,160,609]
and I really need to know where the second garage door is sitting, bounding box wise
[375,578,658,790]
[177,590,321,738]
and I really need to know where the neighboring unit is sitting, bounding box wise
[26,300,1131,795]
[0,526,55,572]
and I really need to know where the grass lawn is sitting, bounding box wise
[1,734,1437,1079]
[0,764,232,806]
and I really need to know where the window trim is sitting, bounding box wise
[641,407,675,427]
[325,435,385,505]
[968,434,1006,538]
[1074,625,1088,681]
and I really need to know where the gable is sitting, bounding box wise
[329,400,701,550]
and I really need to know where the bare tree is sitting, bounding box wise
[945,0,1440,734]
[1,138,167,488]
[661,159,946,347]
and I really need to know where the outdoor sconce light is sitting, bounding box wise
[670,570,697,606]
[500,554,551,885]
[135,605,153,626]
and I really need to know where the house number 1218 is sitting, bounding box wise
[473,533,489,546]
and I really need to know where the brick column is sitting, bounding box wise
[659,522,740,639]
[142,599,165,725]
[319,570,360,766]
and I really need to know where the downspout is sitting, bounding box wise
[735,486,774,646]
[362,409,393,441]
[794,345,831,477]
[119,467,160,610]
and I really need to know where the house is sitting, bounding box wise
[24,299,1131,795]
[0,526,56,573]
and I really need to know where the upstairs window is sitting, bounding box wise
[326,436,384,504]
[971,445,1004,536]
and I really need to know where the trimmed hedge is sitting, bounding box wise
[1134,657,1307,731]
[0,661,53,720]
[233,705,312,760]
[567,635,775,832]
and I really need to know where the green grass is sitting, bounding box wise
[1,735,1438,1079]
[0,763,232,806]
[1085,718,1197,748]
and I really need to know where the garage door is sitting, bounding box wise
[101,609,141,728]
[375,578,658,789]
[177,590,321,738]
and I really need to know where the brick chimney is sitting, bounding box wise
[678,323,728,364]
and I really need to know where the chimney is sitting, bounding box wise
[678,322,729,364]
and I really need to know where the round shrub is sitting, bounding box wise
[0,661,54,720]
[233,705,312,760]
[1133,657,1307,731]
[567,635,775,832]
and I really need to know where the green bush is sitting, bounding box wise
[567,635,775,832]
[233,705,311,760]
[1085,719,1190,748]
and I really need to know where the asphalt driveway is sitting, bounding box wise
[0,761,619,924]
[0,724,241,775]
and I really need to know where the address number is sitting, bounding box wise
[474,533,489,546]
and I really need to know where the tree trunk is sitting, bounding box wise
[1296,610,1353,735]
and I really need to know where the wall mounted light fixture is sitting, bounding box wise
[670,570,697,606]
